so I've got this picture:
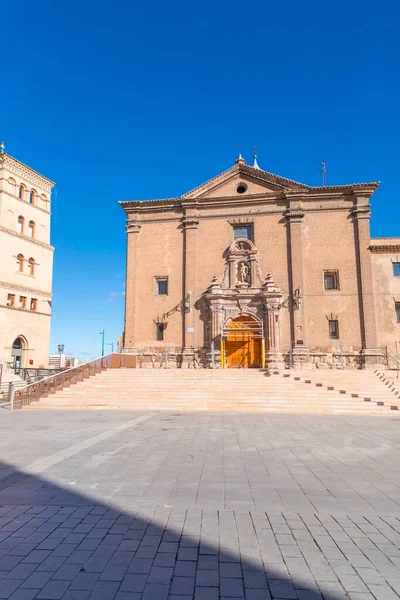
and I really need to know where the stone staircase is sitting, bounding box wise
[23,368,400,415]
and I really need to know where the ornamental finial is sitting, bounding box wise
[235,147,246,165]
[253,146,261,170]
[0,141,5,154]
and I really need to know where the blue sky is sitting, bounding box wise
[2,0,398,361]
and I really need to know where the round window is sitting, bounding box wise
[236,183,247,194]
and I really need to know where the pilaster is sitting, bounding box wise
[181,213,199,352]
[263,300,283,368]
[285,205,310,366]
[352,200,382,368]
[123,219,141,352]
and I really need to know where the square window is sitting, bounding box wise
[19,296,26,309]
[393,263,400,277]
[329,320,339,339]
[324,270,339,290]
[155,278,168,295]
[233,226,252,240]
[156,323,164,341]
[7,294,15,307]
[30,298,37,311]
[396,302,400,324]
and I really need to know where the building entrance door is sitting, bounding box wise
[11,337,24,374]
[227,316,262,368]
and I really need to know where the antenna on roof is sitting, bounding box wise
[0,141,5,154]
[317,161,327,186]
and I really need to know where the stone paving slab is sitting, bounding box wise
[0,505,397,599]
[0,410,399,598]
[0,412,399,514]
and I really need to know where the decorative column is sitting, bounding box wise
[123,218,141,352]
[210,304,224,367]
[261,273,284,368]
[285,204,310,368]
[266,303,283,366]
[181,212,199,366]
[352,200,382,367]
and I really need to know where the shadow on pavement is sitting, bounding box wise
[0,459,396,600]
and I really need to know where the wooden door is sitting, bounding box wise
[227,316,261,368]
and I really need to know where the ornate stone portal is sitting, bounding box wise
[203,239,283,368]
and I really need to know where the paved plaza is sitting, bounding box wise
[0,410,399,599]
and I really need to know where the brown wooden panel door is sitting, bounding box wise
[227,316,261,368]
[228,340,249,368]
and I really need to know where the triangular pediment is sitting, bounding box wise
[182,164,308,199]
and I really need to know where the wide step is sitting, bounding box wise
[22,369,400,415]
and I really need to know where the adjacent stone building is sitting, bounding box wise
[121,155,400,369]
[0,148,55,372]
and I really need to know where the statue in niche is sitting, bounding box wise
[237,261,250,284]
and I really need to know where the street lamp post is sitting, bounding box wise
[57,344,65,369]
[107,342,114,354]
[99,330,105,357]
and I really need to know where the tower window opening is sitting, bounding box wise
[17,254,24,272]
[17,216,24,234]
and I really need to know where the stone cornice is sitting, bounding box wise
[351,205,371,220]
[0,153,55,191]
[369,244,400,253]
[0,189,51,215]
[1,304,51,317]
[120,188,368,215]
[181,216,199,230]
[285,208,305,222]
[0,225,54,250]
[125,221,141,234]
[133,204,362,225]
[0,280,52,298]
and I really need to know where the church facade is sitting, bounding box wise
[121,156,400,369]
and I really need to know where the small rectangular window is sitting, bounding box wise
[156,323,164,341]
[30,298,37,311]
[19,296,26,309]
[7,294,15,307]
[324,270,339,290]
[396,302,400,324]
[393,263,400,277]
[233,225,252,241]
[155,277,168,295]
[329,320,339,339]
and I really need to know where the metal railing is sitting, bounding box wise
[12,353,136,410]
[20,367,64,383]
[0,380,27,402]
[387,353,400,379]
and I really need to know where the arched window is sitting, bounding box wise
[17,254,24,272]
[28,220,35,238]
[30,190,37,204]
[41,194,47,204]
[17,216,24,234]
[18,185,25,200]
[9,178,16,192]
[28,258,35,276]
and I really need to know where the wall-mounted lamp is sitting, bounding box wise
[280,288,302,311]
